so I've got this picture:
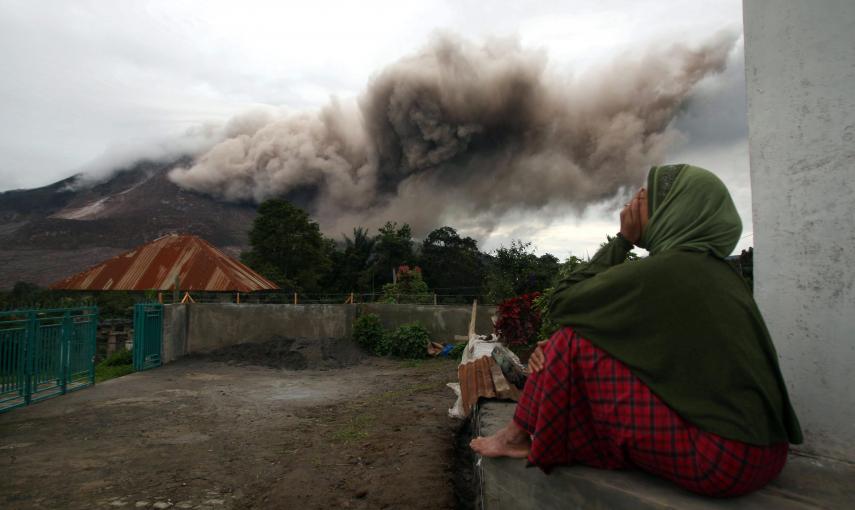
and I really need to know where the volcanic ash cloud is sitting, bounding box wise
[168,33,736,235]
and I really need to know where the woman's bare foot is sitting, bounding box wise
[470,421,531,458]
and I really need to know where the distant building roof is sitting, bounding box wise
[50,234,278,292]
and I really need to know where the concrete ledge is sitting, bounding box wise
[474,401,853,509]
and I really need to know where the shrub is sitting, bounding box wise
[95,349,133,382]
[354,314,431,358]
[374,332,393,356]
[385,323,430,359]
[95,363,134,383]
[101,349,133,366]
[533,289,559,341]
[494,292,542,347]
[353,314,385,353]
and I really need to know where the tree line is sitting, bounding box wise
[240,199,581,304]
[0,198,636,311]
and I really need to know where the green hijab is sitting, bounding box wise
[642,164,742,257]
[548,164,802,445]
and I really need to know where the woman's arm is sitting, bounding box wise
[551,188,646,291]
[538,189,649,348]
[553,234,633,290]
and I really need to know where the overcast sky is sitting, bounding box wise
[0,0,752,257]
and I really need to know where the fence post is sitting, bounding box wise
[132,304,141,371]
[14,318,26,407]
[60,310,71,395]
[24,311,36,405]
[90,307,98,385]
[293,292,298,305]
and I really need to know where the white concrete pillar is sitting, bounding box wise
[744,0,855,462]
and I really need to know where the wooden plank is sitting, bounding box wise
[468,299,478,337]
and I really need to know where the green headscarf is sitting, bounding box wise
[641,164,742,257]
[547,164,802,445]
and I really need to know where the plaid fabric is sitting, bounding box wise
[513,327,789,497]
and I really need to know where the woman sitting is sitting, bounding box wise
[471,164,802,497]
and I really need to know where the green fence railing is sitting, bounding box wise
[0,307,98,413]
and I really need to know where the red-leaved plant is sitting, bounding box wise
[494,292,542,347]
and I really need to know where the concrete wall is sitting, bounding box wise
[162,303,496,358]
[359,303,496,341]
[744,0,855,462]
[179,304,356,354]
[162,304,188,363]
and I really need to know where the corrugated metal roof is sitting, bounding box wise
[458,356,497,416]
[50,234,278,292]
[458,353,521,417]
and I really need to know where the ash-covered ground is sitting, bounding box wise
[0,350,463,509]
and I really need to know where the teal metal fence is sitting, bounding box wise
[133,303,162,372]
[0,306,98,413]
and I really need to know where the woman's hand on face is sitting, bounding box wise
[620,188,648,246]
[527,340,549,373]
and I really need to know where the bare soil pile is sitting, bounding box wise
[196,336,365,370]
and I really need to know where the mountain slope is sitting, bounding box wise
[0,158,257,288]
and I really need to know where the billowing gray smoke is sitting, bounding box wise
[169,33,735,236]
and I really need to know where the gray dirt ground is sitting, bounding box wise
[0,356,461,509]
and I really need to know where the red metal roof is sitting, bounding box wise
[458,356,498,416]
[50,234,279,292]
[458,352,521,417]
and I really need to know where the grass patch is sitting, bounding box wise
[375,382,438,402]
[329,382,438,443]
[95,364,133,382]
[401,359,425,368]
[95,349,133,383]
[328,381,442,444]
[400,356,457,369]
[331,414,375,443]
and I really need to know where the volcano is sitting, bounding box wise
[0,158,257,288]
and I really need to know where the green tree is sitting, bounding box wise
[419,226,484,301]
[241,199,331,292]
[342,227,376,292]
[322,227,377,294]
[534,254,585,341]
[483,241,563,303]
[11,281,40,301]
[484,241,537,303]
[381,266,432,304]
[372,222,414,287]
[532,253,560,289]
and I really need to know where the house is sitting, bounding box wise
[50,233,278,293]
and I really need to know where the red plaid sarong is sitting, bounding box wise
[513,327,789,497]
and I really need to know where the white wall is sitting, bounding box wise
[744,1,855,462]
